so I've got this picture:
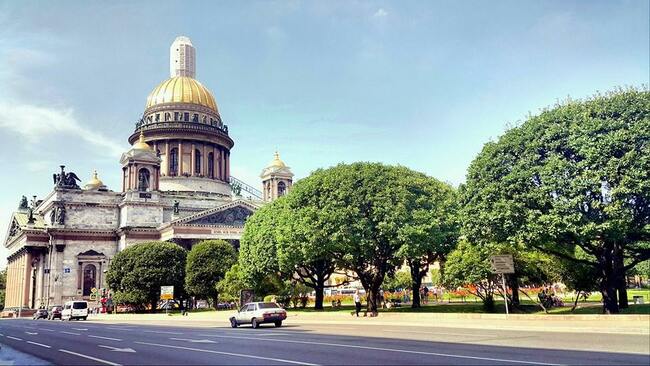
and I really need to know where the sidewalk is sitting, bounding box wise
[87,310,650,335]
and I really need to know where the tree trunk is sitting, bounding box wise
[213,294,219,310]
[409,260,423,308]
[507,274,520,307]
[366,286,380,315]
[314,283,325,310]
[614,248,628,309]
[599,246,619,314]
[151,298,158,313]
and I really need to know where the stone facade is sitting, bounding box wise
[2,36,293,312]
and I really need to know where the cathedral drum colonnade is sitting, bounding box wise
[2,36,293,312]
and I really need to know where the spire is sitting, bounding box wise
[133,130,152,150]
[170,36,196,78]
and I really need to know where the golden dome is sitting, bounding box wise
[133,131,152,150]
[84,170,105,190]
[269,151,286,168]
[145,76,218,112]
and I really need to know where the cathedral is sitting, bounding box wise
[2,36,294,311]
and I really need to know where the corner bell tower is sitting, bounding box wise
[260,152,293,202]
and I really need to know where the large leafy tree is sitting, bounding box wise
[461,88,650,313]
[185,240,237,309]
[240,197,339,309]
[106,241,186,312]
[283,162,454,313]
[394,173,459,308]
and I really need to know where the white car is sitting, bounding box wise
[230,302,287,328]
[61,300,89,321]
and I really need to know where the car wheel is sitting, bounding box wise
[274,321,282,327]
[251,318,259,329]
[82,316,87,321]
[230,318,238,328]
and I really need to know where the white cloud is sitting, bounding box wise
[0,102,125,157]
[373,8,388,18]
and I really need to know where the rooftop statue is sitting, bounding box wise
[53,165,81,189]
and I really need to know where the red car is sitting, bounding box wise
[48,306,62,320]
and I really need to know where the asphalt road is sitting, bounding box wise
[0,318,648,365]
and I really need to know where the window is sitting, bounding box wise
[164,113,171,121]
[259,303,280,309]
[169,148,178,176]
[184,112,189,122]
[207,153,214,178]
[82,264,96,296]
[278,181,286,196]
[247,304,256,311]
[73,302,88,309]
[138,168,150,191]
[194,149,202,174]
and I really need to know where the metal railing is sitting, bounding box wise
[229,176,263,200]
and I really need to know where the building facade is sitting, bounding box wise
[2,36,292,311]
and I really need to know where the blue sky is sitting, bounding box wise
[0,1,648,268]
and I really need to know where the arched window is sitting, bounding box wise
[278,181,286,196]
[82,264,96,296]
[195,149,202,175]
[138,168,150,191]
[207,152,214,178]
[169,148,178,176]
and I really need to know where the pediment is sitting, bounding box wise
[78,249,105,256]
[172,200,259,227]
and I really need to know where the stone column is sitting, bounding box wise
[177,141,183,175]
[225,151,230,180]
[191,142,196,176]
[202,144,207,177]
[23,253,30,308]
[165,141,170,175]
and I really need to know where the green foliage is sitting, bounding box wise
[106,241,186,308]
[239,201,283,289]
[0,269,5,311]
[443,240,497,310]
[460,88,650,313]
[216,264,247,302]
[630,259,650,278]
[383,271,412,291]
[185,240,237,306]
[429,268,443,286]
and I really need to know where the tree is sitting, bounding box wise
[216,264,247,303]
[394,173,459,308]
[185,240,237,309]
[0,269,5,311]
[280,162,452,313]
[106,241,186,312]
[461,89,650,314]
[383,271,412,292]
[239,197,339,309]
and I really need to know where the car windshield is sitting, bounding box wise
[258,303,280,309]
[73,302,87,309]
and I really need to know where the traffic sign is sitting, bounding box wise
[490,255,515,274]
[160,285,174,300]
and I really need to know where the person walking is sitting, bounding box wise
[354,290,362,317]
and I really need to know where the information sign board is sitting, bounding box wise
[160,285,174,300]
[490,255,515,274]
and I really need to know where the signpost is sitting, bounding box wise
[160,286,174,315]
[490,255,515,315]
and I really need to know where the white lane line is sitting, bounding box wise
[196,334,560,366]
[6,336,23,341]
[89,335,123,341]
[169,337,216,343]
[26,341,51,348]
[25,331,38,335]
[60,331,81,335]
[135,341,317,366]
[59,349,121,366]
[72,328,88,331]
[41,328,56,332]
[143,330,183,335]
[98,345,136,353]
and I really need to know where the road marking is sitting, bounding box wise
[25,331,38,335]
[196,334,561,366]
[72,328,88,331]
[26,341,51,348]
[143,330,183,335]
[6,336,22,341]
[59,349,121,366]
[169,337,216,343]
[98,345,136,353]
[135,341,317,365]
[89,335,123,341]
[41,328,56,332]
[60,331,81,335]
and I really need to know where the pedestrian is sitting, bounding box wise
[354,289,362,317]
[423,286,429,304]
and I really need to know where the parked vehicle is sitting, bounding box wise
[230,302,287,329]
[61,301,89,321]
[48,306,63,320]
[32,309,48,320]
